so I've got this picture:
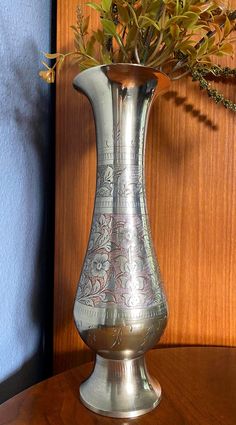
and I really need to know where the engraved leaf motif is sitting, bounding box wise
[103,166,113,182]
[88,234,100,250]
[118,183,131,196]
[88,240,94,251]
[84,298,94,307]
[102,292,117,303]
[97,186,112,196]
[120,258,139,273]
[122,293,145,307]
[83,280,93,296]
[120,275,145,290]
[117,255,128,272]
[99,292,107,301]
[98,214,110,227]
[96,229,111,251]
[76,285,83,299]
[93,280,101,294]
[111,328,122,348]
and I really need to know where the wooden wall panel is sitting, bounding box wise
[54,0,236,372]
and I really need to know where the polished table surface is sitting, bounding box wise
[1,347,236,425]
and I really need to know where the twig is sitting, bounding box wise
[141,0,165,64]
[171,9,236,75]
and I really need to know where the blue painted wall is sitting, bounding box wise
[0,1,52,403]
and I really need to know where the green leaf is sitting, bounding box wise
[190,3,212,14]
[182,12,199,29]
[147,0,163,15]
[100,47,112,64]
[219,43,234,56]
[100,19,128,58]
[82,16,90,33]
[177,40,195,54]
[185,46,197,57]
[71,25,79,33]
[207,36,216,52]
[101,0,112,12]
[86,36,96,56]
[211,23,223,42]
[93,29,104,44]
[57,56,65,73]
[101,18,117,36]
[165,15,188,27]
[141,0,149,10]
[74,33,86,54]
[125,2,140,28]
[224,16,231,38]
[126,25,138,49]
[175,0,180,14]
[44,52,62,59]
[139,15,160,31]
[183,11,199,20]
[79,58,100,71]
[86,2,103,12]
[197,38,209,58]
[170,23,180,39]
[117,4,130,24]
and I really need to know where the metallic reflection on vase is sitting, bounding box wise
[73,64,170,418]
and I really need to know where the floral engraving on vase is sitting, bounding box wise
[139,325,158,350]
[110,327,123,348]
[96,165,143,198]
[97,166,113,197]
[76,214,165,309]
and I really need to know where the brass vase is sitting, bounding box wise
[73,64,170,418]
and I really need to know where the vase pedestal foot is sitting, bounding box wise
[79,354,161,418]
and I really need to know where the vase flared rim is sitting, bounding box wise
[73,63,170,96]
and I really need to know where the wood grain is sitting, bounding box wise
[1,348,236,424]
[54,0,236,372]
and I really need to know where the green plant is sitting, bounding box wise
[40,0,236,110]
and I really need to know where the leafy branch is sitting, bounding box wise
[191,65,236,111]
[39,0,236,110]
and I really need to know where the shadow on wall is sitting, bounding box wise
[0,13,53,404]
[0,354,43,404]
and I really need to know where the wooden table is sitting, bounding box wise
[1,347,236,424]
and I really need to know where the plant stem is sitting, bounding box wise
[145,31,163,65]
[171,69,190,80]
[134,46,141,63]
[141,0,165,65]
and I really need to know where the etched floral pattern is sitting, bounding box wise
[118,222,139,250]
[97,166,113,197]
[122,292,146,308]
[90,253,110,277]
[88,215,112,252]
[76,213,165,309]
[96,165,143,198]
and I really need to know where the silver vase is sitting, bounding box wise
[73,64,170,418]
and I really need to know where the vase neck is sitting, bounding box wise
[96,82,153,167]
[73,65,170,215]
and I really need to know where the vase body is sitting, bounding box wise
[73,64,170,418]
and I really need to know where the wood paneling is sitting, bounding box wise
[54,0,236,372]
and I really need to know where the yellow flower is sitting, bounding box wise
[39,68,55,83]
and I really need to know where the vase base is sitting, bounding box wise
[79,354,161,418]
